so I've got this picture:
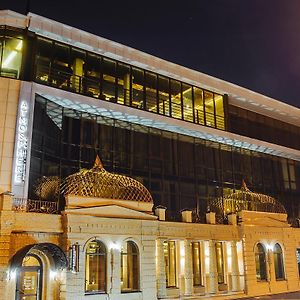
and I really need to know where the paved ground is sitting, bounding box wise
[231,291,300,300]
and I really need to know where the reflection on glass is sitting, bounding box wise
[215,242,224,284]
[274,243,285,280]
[164,241,177,287]
[255,243,267,281]
[121,241,139,292]
[192,242,202,286]
[85,240,106,293]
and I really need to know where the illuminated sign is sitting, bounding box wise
[14,101,29,184]
[70,243,80,273]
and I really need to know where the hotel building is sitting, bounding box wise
[1,9,300,300]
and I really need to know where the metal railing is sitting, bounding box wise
[12,197,60,214]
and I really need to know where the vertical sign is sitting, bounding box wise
[70,243,80,273]
[14,101,29,184]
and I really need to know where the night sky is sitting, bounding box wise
[2,0,300,108]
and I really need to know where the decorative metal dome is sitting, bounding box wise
[208,181,286,223]
[61,156,153,203]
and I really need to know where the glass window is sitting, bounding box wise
[132,67,144,109]
[35,37,52,84]
[204,91,215,127]
[52,42,71,90]
[215,242,224,284]
[158,76,170,116]
[70,48,85,93]
[193,87,204,125]
[182,83,193,122]
[1,36,23,79]
[273,243,285,280]
[85,240,107,293]
[84,53,101,98]
[117,62,131,105]
[192,242,202,286]
[255,243,267,281]
[214,94,225,129]
[170,79,182,119]
[145,71,157,113]
[121,241,139,292]
[102,58,116,102]
[164,241,177,287]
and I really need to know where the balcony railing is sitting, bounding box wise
[12,197,60,214]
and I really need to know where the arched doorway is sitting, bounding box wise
[16,254,42,300]
[10,243,67,300]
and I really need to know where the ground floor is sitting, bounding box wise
[1,195,300,300]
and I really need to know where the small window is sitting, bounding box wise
[85,240,106,293]
[296,248,300,277]
[121,241,139,292]
[274,243,285,280]
[255,243,267,281]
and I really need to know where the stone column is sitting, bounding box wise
[110,248,121,295]
[156,239,167,298]
[231,241,240,291]
[208,240,218,294]
[184,240,193,296]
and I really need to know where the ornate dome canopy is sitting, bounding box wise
[61,156,153,203]
[209,181,286,222]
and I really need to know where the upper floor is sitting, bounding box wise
[0,10,300,151]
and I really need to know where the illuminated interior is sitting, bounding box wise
[164,241,177,288]
[85,240,106,293]
[121,241,139,292]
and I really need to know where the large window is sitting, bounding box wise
[0,27,23,79]
[255,243,267,281]
[273,243,285,280]
[121,241,139,292]
[192,242,202,286]
[215,242,225,284]
[164,241,177,288]
[85,240,107,293]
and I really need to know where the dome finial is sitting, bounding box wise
[241,179,250,192]
[94,155,103,169]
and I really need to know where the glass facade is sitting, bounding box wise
[228,105,300,151]
[29,95,300,223]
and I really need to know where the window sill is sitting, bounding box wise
[121,290,141,294]
[85,291,106,296]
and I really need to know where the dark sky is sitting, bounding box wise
[2,0,300,108]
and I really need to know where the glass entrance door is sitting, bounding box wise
[16,266,41,300]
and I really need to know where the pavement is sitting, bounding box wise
[231,291,300,300]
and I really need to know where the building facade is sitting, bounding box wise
[1,9,300,300]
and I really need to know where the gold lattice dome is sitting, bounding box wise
[61,156,153,203]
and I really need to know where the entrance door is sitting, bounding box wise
[16,266,42,300]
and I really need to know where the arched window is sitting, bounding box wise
[121,241,139,292]
[85,240,106,293]
[255,243,267,281]
[274,243,285,280]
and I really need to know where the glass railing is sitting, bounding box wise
[35,64,225,131]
